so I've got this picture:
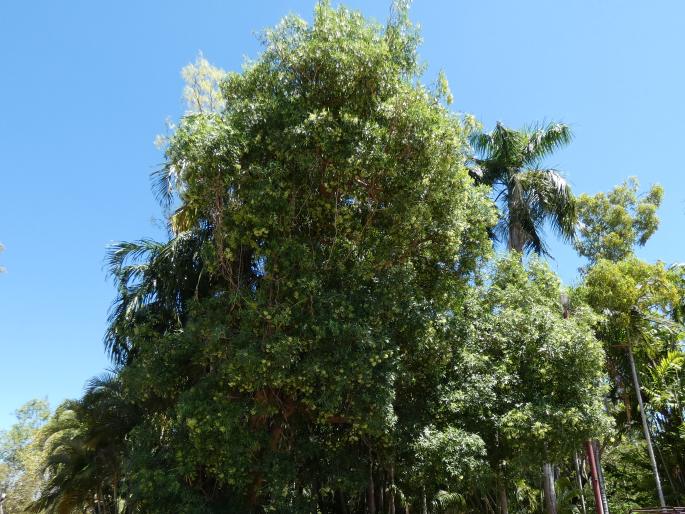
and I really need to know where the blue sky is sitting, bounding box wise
[1,1,683,429]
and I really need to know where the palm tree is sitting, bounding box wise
[469,122,576,255]
[29,374,138,514]
[105,227,214,365]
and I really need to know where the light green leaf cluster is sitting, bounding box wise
[575,177,663,265]
[452,256,611,470]
[0,399,50,514]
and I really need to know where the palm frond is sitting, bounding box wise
[519,168,577,243]
[151,163,181,209]
[523,122,573,166]
[104,230,213,364]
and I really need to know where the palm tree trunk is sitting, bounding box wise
[627,341,666,508]
[508,220,526,253]
[542,463,558,514]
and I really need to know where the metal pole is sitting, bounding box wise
[585,440,604,514]
[627,342,667,508]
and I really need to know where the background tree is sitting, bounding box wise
[29,374,137,514]
[575,179,685,510]
[469,121,576,255]
[575,177,663,266]
[445,256,610,513]
[0,399,50,513]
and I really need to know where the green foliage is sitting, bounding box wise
[182,53,227,114]
[575,177,663,265]
[0,399,50,513]
[443,255,610,511]
[29,374,137,514]
[581,257,682,353]
[601,433,660,512]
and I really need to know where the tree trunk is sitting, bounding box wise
[508,221,526,253]
[574,452,587,514]
[627,341,667,508]
[367,460,376,514]
[421,486,428,514]
[378,472,384,514]
[497,466,508,514]
[506,186,527,253]
[335,489,348,514]
[388,464,396,514]
[542,463,558,514]
[585,440,604,514]
[498,480,509,514]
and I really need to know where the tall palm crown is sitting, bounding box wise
[470,122,576,255]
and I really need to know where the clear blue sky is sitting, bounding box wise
[1,1,684,429]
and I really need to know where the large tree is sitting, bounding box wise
[469,122,576,255]
[101,3,496,512]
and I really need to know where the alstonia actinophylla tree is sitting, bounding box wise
[109,3,497,512]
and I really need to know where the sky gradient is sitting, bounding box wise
[1,0,684,429]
